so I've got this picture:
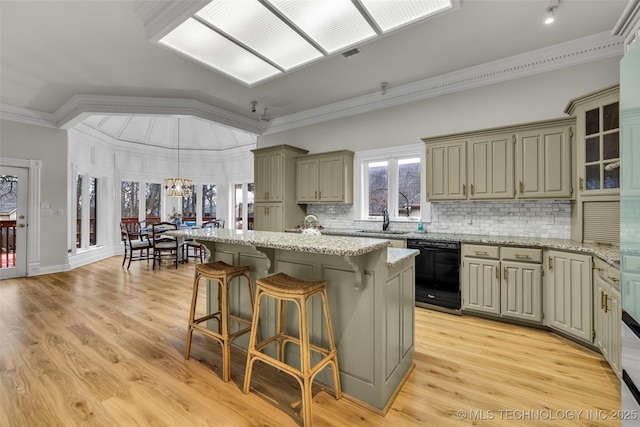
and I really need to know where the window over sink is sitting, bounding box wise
[355,143,427,222]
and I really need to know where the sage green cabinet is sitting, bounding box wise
[423,118,575,201]
[296,150,354,203]
[468,133,514,199]
[426,141,467,200]
[254,203,283,232]
[515,124,573,199]
[462,244,542,323]
[544,250,593,342]
[462,245,500,315]
[594,260,621,378]
[253,145,307,231]
[500,247,543,323]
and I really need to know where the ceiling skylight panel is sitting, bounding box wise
[159,18,281,85]
[266,0,377,54]
[359,0,453,33]
[195,0,322,70]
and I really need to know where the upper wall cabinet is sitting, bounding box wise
[565,86,620,244]
[565,86,620,197]
[426,141,467,200]
[423,118,575,202]
[296,150,354,204]
[468,133,514,200]
[253,145,308,203]
[516,123,573,199]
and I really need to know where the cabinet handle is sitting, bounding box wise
[579,177,584,192]
[601,290,606,310]
[315,191,317,199]
[594,267,604,272]
[319,191,321,199]
[548,256,553,270]
[470,184,475,195]
[608,276,620,283]
[514,254,530,259]
[503,266,507,280]
[605,295,610,314]
[519,181,524,194]
[474,250,489,256]
[495,265,499,279]
[463,184,466,196]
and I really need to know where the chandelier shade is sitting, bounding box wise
[165,118,192,198]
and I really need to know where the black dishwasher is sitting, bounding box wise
[407,239,461,313]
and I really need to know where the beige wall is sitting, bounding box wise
[258,57,621,153]
[0,119,69,269]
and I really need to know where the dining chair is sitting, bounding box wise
[120,222,152,269]
[183,219,223,263]
[203,219,225,229]
[152,222,180,269]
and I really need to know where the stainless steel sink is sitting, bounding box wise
[355,230,409,235]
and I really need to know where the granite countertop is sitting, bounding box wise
[387,247,419,267]
[290,228,621,266]
[166,228,391,257]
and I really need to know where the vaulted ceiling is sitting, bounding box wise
[0,0,631,150]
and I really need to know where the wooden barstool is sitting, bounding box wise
[185,261,255,383]
[243,272,341,426]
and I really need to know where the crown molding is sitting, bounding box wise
[0,32,624,137]
[55,95,266,134]
[263,31,624,135]
[0,104,57,128]
[612,0,640,45]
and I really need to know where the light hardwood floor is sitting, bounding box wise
[0,256,620,426]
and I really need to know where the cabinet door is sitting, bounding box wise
[462,258,500,315]
[297,159,319,203]
[606,286,621,377]
[254,154,269,202]
[266,151,284,202]
[516,125,572,199]
[468,134,514,199]
[427,141,467,200]
[254,203,284,232]
[593,275,608,353]
[318,156,345,202]
[544,250,593,342]
[501,261,542,323]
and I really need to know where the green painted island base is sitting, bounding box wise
[200,241,416,413]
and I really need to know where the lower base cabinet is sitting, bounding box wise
[501,260,543,323]
[462,245,621,379]
[462,245,500,315]
[594,261,621,378]
[544,250,593,343]
[462,245,543,323]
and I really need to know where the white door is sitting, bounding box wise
[0,166,28,279]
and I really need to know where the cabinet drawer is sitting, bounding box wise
[594,257,620,290]
[501,247,542,263]
[462,244,499,259]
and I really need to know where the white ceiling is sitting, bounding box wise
[0,0,631,149]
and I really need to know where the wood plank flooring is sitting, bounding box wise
[0,256,620,426]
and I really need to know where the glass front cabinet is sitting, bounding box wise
[565,85,620,244]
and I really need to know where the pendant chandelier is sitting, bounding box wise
[165,117,193,198]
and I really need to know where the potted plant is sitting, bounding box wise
[168,211,183,227]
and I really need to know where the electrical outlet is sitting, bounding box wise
[465,215,472,225]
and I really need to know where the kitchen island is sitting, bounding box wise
[167,228,418,413]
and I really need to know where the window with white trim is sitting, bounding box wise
[356,144,427,222]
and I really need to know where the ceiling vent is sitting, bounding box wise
[342,48,361,58]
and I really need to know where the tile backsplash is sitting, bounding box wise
[307,200,571,239]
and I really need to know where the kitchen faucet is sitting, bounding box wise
[382,208,390,231]
[399,191,411,217]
